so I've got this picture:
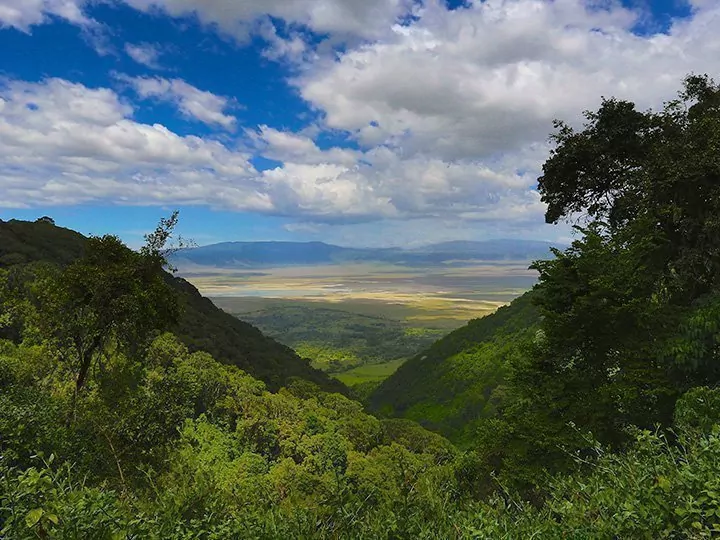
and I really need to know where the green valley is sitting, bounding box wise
[198,264,536,387]
[210,297,451,384]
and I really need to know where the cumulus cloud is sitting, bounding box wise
[0,78,539,228]
[0,0,89,31]
[118,75,237,130]
[0,78,263,209]
[125,42,164,69]
[295,0,720,161]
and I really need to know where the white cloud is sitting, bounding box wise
[118,75,237,130]
[253,126,359,166]
[125,42,164,69]
[122,0,412,41]
[0,0,89,30]
[0,78,541,230]
[0,79,262,209]
[4,1,720,241]
[296,0,720,162]
[257,20,309,62]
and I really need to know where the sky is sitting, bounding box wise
[0,0,718,248]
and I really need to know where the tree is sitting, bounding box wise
[523,74,720,449]
[31,214,182,394]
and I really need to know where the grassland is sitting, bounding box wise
[208,300,446,375]
[184,262,537,385]
[193,262,536,327]
[334,358,408,385]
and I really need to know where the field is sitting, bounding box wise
[183,262,537,385]
[189,262,536,325]
[334,359,408,386]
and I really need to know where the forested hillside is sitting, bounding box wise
[3,76,720,538]
[0,218,345,393]
[368,292,539,442]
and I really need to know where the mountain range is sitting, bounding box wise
[173,239,562,268]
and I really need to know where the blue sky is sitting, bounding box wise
[0,0,717,247]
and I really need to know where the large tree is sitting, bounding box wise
[31,213,182,393]
[482,76,720,492]
[528,75,720,441]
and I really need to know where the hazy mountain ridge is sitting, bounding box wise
[172,239,562,268]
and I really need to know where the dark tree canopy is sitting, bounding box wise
[29,217,182,393]
[521,75,720,454]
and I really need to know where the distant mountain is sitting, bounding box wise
[172,241,359,267]
[173,239,561,268]
[0,219,347,394]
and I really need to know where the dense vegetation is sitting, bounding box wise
[3,75,720,538]
[0,218,345,395]
[220,303,444,376]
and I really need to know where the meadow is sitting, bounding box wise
[192,261,537,324]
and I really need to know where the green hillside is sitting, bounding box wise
[0,218,346,394]
[368,291,539,442]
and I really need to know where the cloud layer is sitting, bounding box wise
[2,0,720,241]
[119,76,237,129]
[0,77,541,225]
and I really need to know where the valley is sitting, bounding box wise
[184,261,538,385]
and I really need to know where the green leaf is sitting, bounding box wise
[25,508,44,528]
[46,514,59,525]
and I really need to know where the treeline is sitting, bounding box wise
[2,75,720,538]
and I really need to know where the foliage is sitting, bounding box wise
[0,218,85,268]
[28,233,180,393]
[0,217,347,394]
[0,330,469,539]
[229,304,445,375]
[499,74,720,474]
[3,342,720,539]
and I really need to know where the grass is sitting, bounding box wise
[334,358,408,386]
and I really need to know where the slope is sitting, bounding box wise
[0,218,346,394]
[368,291,539,442]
